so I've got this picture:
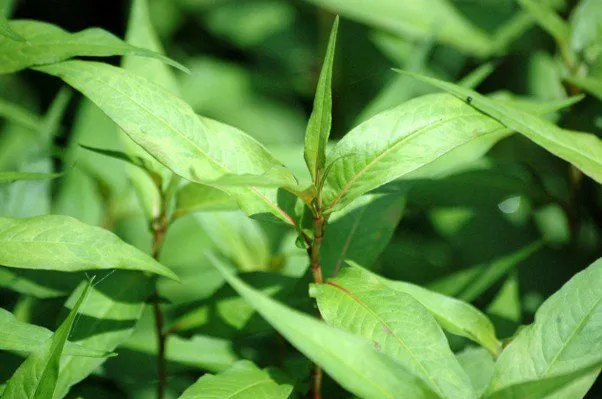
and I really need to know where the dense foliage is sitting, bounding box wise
[0,0,601,398]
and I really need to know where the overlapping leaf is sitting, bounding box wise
[0,215,178,280]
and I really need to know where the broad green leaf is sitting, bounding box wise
[486,360,602,399]
[209,254,439,399]
[517,0,570,46]
[352,264,501,356]
[456,347,495,397]
[0,171,61,183]
[2,280,91,399]
[179,360,292,399]
[37,61,298,225]
[321,193,405,277]
[311,265,476,398]
[174,183,238,218]
[0,12,23,41]
[487,258,602,396]
[0,215,178,281]
[0,20,186,74]
[0,96,41,130]
[304,16,338,183]
[566,75,602,100]
[397,70,602,184]
[53,272,152,398]
[303,0,493,57]
[322,93,506,211]
[0,308,110,358]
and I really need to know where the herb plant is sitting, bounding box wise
[0,0,601,398]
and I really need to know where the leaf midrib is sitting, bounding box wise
[325,280,446,397]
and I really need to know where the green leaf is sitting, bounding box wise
[2,280,91,399]
[209,254,439,399]
[517,0,570,46]
[53,272,152,398]
[321,93,507,211]
[0,20,187,74]
[303,0,493,57]
[0,215,178,281]
[486,360,602,399]
[0,308,110,358]
[36,60,298,225]
[311,265,476,398]
[396,70,602,184]
[174,183,238,218]
[456,347,495,397]
[304,16,338,184]
[0,171,61,183]
[486,258,602,397]
[178,360,292,399]
[565,75,602,100]
[0,12,23,41]
[351,263,501,356]
[321,193,405,277]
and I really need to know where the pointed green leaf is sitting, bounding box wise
[0,20,186,74]
[322,93,507,211]
[2,280,91,399]
[0,215,178,281]
[0,171,62,183]
[53,273,152,398]
[0,308,110,358]
[179,360,292,399]
[209,255,439,399]
[396,70,602,184]
[304,16,338,183]
[566,75,602,101]
[36,60,297,225]
[351,263,501,356]
[311,265,476,399]
[487,258,602,397]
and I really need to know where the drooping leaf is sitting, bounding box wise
[486,258,602,397]
[0,308,110,358]
[0,20,187,74]
[0,171,61,183]
[2,280,91,399]
[311,265,476,399]
[304,16,338,184]
[209,254,439,399]
[53,272,153,398]
[174,183,238,218]
[349,263,501,356]
[321,93,507,211]
[0,215,178,280]
[397,70,602,184]
[321,193,405,277]
[178,360,292,399]
[303,0,493,57]
[36,61,298,225]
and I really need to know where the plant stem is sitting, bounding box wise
[151,198,170,399]
[306,210,327,399]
